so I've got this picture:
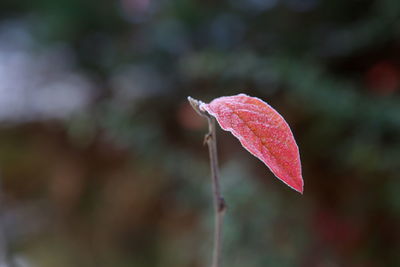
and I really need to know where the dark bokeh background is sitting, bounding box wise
[0,0,399,266]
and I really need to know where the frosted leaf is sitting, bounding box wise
[200,94,303,193]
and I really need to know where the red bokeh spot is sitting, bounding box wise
[313,209,363,254]
[365,61,399,95]
[177,102,206,130]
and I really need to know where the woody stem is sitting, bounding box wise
[188,97,226,267]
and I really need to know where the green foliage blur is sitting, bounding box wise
[0,0,399,266]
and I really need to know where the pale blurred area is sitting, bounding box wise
[0,0,399,266]
[0,21,93,123]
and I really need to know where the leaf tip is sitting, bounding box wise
[295,179,304,194]
[298,186,304,195]
[284,177,303,194]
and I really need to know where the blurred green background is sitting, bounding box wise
[0,0,399,266]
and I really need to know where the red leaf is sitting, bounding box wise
[200,94,303,193]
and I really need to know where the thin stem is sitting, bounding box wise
[188,97,226,267]
[206,117,226,267]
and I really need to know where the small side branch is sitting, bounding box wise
[188,97,226,267]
